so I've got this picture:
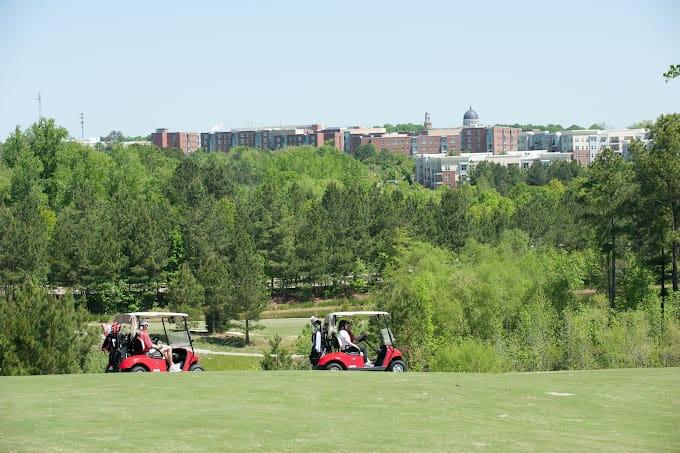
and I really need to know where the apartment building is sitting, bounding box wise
[415,151,573,189]
[520,128,649,164]
[199,124,337,152]
[151,128,200,154]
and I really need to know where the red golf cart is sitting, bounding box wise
[102,312,203,373]
[313,311,407,372]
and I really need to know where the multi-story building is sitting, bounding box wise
[415,151,573,189]
[345,127,388,154]
[152,128,200,154]
[461,126,521,154]
[560,129,649,165]
[348,116,463,157]
[604,129,649,160]
[460,107,521,154]
[200,131,232,153]
[417,128,461,155]
[521,128,649,164]
[358,133,412,156]
[199,124,335,153]
[519,131,562,153]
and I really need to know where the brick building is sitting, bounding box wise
[460,107,521,154]
[151,128,200,154]
[199,124,338,153]
[359,133,412,156]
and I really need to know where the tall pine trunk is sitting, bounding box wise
[610,246,617,309]
[672,240,678,292]
[245,319,250,345]
[673,212,678,292]
[661,247,666,315]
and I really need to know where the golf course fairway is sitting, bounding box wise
[1,367,678,451]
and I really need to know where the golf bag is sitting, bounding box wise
[102,323,127,372]
[309,328,323,366]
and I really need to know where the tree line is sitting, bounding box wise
[0,114,678,374]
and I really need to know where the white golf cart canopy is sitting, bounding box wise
[323,311,395,345]
[112,312,188,330]
[326,311,389,318]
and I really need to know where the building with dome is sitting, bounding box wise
[459,106,521,154]
[463,106,480,127]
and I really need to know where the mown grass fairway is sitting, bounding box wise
[1,368,678,452]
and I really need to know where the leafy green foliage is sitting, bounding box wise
[2,115,680,375]
[430,338,507,372]
[260,334,294,370]
[378,233,680,371]
[0,281,97,375]
[166,263,205,318]
[382,123,425,134]
[663,64,680,82]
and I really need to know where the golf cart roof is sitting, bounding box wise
[127,312,188,318]
[112,312,189,328]
[327,311,389,318]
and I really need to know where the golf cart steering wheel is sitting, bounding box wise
[357,332,379,353]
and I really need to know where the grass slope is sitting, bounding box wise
[1,368,678,452]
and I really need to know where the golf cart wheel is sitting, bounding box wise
[325,362,344,371]
[189,364,204,372]
[388,360,406,372]
[130,365,147,373]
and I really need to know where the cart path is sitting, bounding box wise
[194,348,302,359]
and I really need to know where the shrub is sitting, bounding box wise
[560,305,608,370]
[0,281,97,375]
[293,324,313,355]
[596,310,658,368]
[260,334,294,370]
[498,295,561,371]
[430,338,507,372]
[83,348,108,373]
[659,316,680,367]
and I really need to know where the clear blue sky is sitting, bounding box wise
[1,0,679,139]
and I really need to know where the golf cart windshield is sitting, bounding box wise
[324,311,395,347]
[112,312,192,347]
[164,316,191,347]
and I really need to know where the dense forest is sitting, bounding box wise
[0,114,678,374]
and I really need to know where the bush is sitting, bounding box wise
[430,338,507,372]
[498,296,561,371]
[596,310,659,368]
[0,281,97,375]
[260,334,294,370]
[83,348,108,373]
[293,324,312,355]
[560,305,608,370]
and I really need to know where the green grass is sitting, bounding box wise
[246,318,309,338]
[199,354,262,371]
[191,318,309,354]
[1,368,678,451]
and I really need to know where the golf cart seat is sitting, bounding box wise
[147,349,163,359]
[130,336,145,355]
[331,335,341,352]
[374,345,388,367]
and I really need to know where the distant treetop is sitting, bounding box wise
[382,123,425,134]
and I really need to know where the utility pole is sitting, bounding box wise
[80,113,84,138]
[37,91,42,121]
